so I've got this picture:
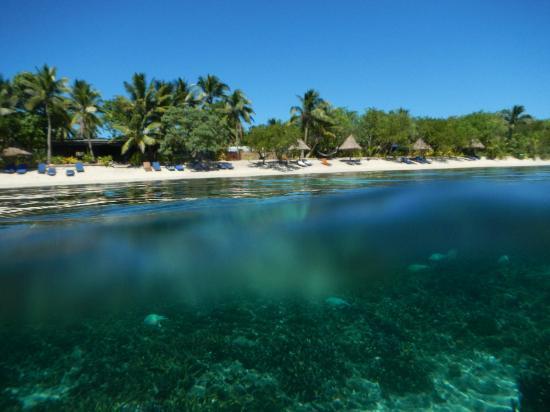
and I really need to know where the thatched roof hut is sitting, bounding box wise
[1,147,32,157]
[412,138,432,151]
[469,139,485,149]
[289,139,310,151]
[339,134,362,151]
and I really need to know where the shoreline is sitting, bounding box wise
[1,157,550,189]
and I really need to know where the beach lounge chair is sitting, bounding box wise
[66,169,75,176]
[152,161,161,171]
[47,167,56,176]
[143,161,152,172]
[38,163,46,174]
[166,165,176,171]
[16,164,28,174]
[3,164,16,174]
[303,159,313,166]
[175,164,184,171]
[297,160,307,167]
[75,162,85,172]
[218,162,234,170]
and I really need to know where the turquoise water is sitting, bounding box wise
[0,168,549,411]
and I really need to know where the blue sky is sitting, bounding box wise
[1,0,549,124]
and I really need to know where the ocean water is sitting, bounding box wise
[0,168,549,411]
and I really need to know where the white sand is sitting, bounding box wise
[1,157,549,189]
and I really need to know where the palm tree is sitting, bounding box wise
[197,74,229,105]
[112,73,171,156]
[172,78,201,108]
[290,89,332,151]
[502,105,532,139]
[19,65,68,163]
[68,80,102,161]
[224,90,254,145]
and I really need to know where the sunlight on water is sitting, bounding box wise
[0,167,549,410]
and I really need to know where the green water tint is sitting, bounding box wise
[1,168,550,410]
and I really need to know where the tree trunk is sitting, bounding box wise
[80,118,95,162]
[304,125,311,158]
[46,106,52,164]
[87,135,95,162]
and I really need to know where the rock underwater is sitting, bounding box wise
[144,314,167,327]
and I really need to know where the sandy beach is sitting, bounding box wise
[1,157,549,189]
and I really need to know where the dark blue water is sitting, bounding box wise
[0,168,549,411]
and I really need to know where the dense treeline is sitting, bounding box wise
[1,65,549,165]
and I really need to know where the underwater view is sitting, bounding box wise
[0,168,549,411]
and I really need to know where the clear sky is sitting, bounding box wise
[1,0,549,124]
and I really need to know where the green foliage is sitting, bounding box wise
[290,89,335,154]
[197,74,229,105]
[16,65,69,162]
[1,64,549,161]
[97,155,113,166]
[224,90,254,145]
[354,108,414,155]
[246,123,301,160]
[108,73,172,156]
[50,155,79,164]
[161,106,231,159]
[68,79,102,161]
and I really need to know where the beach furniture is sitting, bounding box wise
[303,159,313,166]
[47,167,57,176]
[152,161,161,171]
[38,163,47,174]
[166,165,176,171]
[297,160,307,167]
[16,164,28,174]
[3,164,16,174]
[175,164,184,171]
[75,162,85,172]
[143,161,152,172]
[321,158,331,166]
[66,169,75,176]
[218,162,234,170]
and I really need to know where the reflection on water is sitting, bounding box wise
[1,167,550,224]
[0,167,549,410]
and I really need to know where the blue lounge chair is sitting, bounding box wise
[75,162,85,172]
[38,163,47,174]
[152,161,161,171]
[3,164,16,174]
[218,162,234,170]
[47,167,56,176]
[16,164,28,174]
[66,169,75,176]
[175,164,184,171]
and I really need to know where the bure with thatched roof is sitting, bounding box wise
[289,139,310,151]
[339,134,362,151]
[1,147,32,157]
[469,139,485,149]
[412,138,432,152]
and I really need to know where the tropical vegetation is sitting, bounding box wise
[1,65,549,166]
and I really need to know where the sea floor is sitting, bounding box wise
[1,259,548,411]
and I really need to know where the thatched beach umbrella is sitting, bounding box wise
[468,139,485,157]
[339,134,362,160]
[289,139,310,159]
[469,139,485,149]
[412,138,432,152]
[1,147,32,157]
